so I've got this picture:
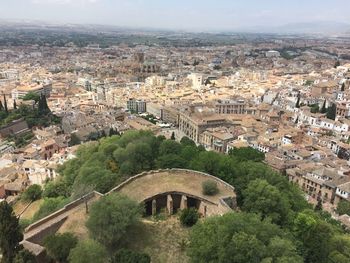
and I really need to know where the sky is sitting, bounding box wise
[0,0,350,31]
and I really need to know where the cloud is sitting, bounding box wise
[31,0,99,5]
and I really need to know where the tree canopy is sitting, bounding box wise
[0,202,23,263]
[68,239,108,263]
[22,184,42,202]
[112,249,150,263]
[187,212,302,263]
[228,147,265,162]
[326,103,337,120]
[337,200,350,216]
[86,193,142,251]
[43,233,78,263]
[38,130,349,263]
[13,248,36,263]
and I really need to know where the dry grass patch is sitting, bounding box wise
[126,216,190,263]
[14,199,44,220]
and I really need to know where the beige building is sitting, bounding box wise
[12,83,52,99]
[287,164,350,206]
[178,111,227,143]
[199,127,235,153]
[214,99,247,114]
[162,106,180,126]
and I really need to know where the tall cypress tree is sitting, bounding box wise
[326,104,337,120]
[341,83,345,92]
[294,116,299,124]
[38,95,44,115]
[0,201,23,263]
[13,100,17,110]
[3,94,8,113]
[0,100,4,111]
[295,95,300,108]
[41,95,50,114]
[320,100,327,114]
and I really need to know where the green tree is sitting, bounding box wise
[180,145,200,166]
[13,100,17,110]
[242,179,290,226]
[21,92,40,104]
[114,142,153,174]
[295,96,300,108]
[310,104,319,113]
[329,235,350,263]
[22,184,42,202]
[190,151,222,175]
[112,249,151,263]
[263,237,303,263]
[156,154,186,169]
[229,147,265,162]
[0,202,23,263]
[38,95,50,115]
[202,180,219,196]
[109,127,119,136]
[314,198,323,211]
[221,231,265,263]
[69,133,81,146]
[159,140,182,156]
[86,194,142,251]
[43,233,78,263]
[13,248,36,263]
[336,200,350,215]
[293,211,335,263]
[294,116,299,124]
[3,94,8,113]
[180,136,196,147]
[335,60,340,68]
[68,239,108,263]
[18,219,31,232]
[32,197,69,221]
[180,208,199,227]
[326,104,336,120]
[71,151,117,194]
[320,100,327,114]
[188,212,288,263]
[0,100,4,111]
[170,131,176,140]
[341,83,345,92]
[43,179,71,198]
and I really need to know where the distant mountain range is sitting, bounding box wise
[238,21,350,36]
[0,19,350,36]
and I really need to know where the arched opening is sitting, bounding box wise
[187,196,201,209]
[143,193,202,216]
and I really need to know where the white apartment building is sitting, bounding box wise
[188,73,203,90]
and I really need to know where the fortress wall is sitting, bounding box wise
[108,168,236,194]
[25,191,102,233]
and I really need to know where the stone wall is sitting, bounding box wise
[109,168,236,195]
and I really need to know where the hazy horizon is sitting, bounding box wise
[0,0,350,31]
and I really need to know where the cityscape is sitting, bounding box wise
[1,1,350,263]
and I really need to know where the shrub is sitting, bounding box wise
[69,239,108,263]
[32,197,69,221]
[180,208,199,227]
[202,180,219,196]
[42,180,71,198]
[337,200,350,216]
[43,233,78,263]
[14,248,36,263]
[112,249,151,263]
[19,219,32,232]
[22,185,42,202]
